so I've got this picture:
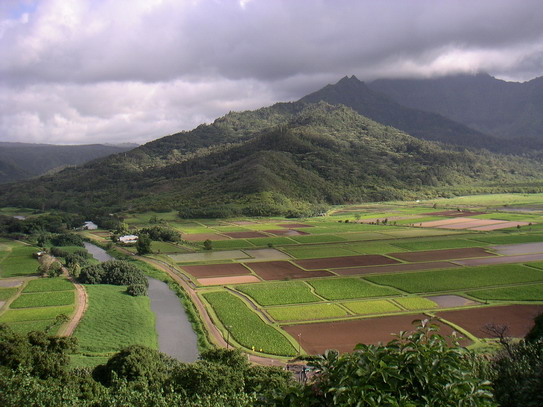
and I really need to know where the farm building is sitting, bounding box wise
[119,235,138,244]
[83,221,98,230]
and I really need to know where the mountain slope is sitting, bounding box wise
[2,102,542,217]
[369,73,543,141]
[0,142,138,184]
[300,76,517,152]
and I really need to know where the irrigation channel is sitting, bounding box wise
[83,242,199,362]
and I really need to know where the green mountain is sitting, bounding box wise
[0,142,138,184]
[1,102,542,217]
[369,73,543,142]
[300,76,524,153]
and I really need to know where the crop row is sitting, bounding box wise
[203,291,297,356]
[11,291,75,308]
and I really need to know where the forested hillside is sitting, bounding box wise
[1,102,542,218]
[369,73,543,142]
[0,142,137,184]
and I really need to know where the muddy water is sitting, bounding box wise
[83,242,199,361]
[147,277,199,362]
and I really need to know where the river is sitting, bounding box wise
[83,242,199,362]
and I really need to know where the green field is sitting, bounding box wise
[393,239,484,251]
[366,264,543,293]
[0,305,74,322]
[290,234,348,244]
[266,303,347,321]
[342,299,400,315]
[6,319,57,333]
[203,291,297,356]
[393,296,438,310]
[0,287,18,301]
[468,283,543,301]
[10,291,75,308]
[309,278,400,300]
[235,281,321,306]
[23,278,74,293]
[74,284,157,355]
[281,245,358,259]
[0,244,40,278]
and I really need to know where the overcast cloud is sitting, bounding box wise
[1,0,543,145]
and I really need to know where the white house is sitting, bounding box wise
[83,221,98,230]
[119,235,138,244]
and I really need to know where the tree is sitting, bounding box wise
[136,233,152,255]
[203,239,212,251]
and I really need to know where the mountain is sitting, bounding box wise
[300,76,524,153]
[0,142,138,184]
[1,102,542,217]
[369,73,543,141]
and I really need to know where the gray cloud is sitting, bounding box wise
[1,0,543,144]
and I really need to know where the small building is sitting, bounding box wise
[119,235,138,244]
[83,221,98,230]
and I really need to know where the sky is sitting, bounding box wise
[1,0,543,145]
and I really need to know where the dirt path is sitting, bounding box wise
[59,267,88,337]
[136,256,286,366]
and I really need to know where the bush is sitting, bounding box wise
[50,233,84,247]
[78,264,105,284]
[78,261,148,288]
[126,284,147,297]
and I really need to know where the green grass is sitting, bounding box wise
[290,234,347,244]
[10,291,75,308]
[393,297,438,310]
[339,232,392,241]
[393,239,484,251]
[203,291,297,356]
[23,278,74,293]
[379,229,460,238]
[267,303,347,321]
[342,299,400,314]
[309,278,400,300]
[468,283,543,301]
[200,239,255,250]
[344,242,406,255]
[366,264,543,293]
[151,241,188,253]
[247,237,297,247]
[235,281,321,306]
[281,245,357,259]
[472,234,543,245]
[5,319,57,334]
[0,244,40,278]
[0,287,18,301]
[0,305,74,322]
[75,284,157,354]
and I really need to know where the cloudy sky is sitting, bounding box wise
[1,0,543,145]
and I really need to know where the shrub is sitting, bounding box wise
[126,284,147,297]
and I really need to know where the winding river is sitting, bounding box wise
[83,242,199,362]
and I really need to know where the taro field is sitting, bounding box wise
[7,193,541,359]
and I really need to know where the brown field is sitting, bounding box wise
[437,219,507,230]
[246,261,333,280]
[264,229,310,236]
[197,275,261,286]
[279,223,314,228]
[283,314,467,354]
[183,233,230,242]
[469,221,531,231]
[492,242,543,256]
[222,231,269,238]
[231,221,257,225]
[456,253,543,266]
[437,304,543,338]
[181,263,251,278]
[422,211,485,217]
[389,247,495,262]
[427,295,479,307]
[295,255,399,270]
[418,217,478,227]
[333,261,459,276]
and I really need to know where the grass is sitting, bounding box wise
[468,283,543,301]
[0,244,40,278]
[366,264,543,293]
[0,287,18,301]
[290,234,348,244]
[393,297,438,310]
[247,237,297,246]
[393,239,484,251]
[235,281,321,306]
[75,284,157,354]
[151,241,188,253]
[200,239,254,250]
[281,245,358,259]
[344,242,406,255]
[267,303,347,321]
[5,319,57,334]
[203,291,297,356]
[0,305,74,322]
[23,278,74,293]
[10,291,75,308]
[472,234,543,245]
[342,299,400,315]
[309,278,400,300]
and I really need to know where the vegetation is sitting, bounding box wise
[342,299,400,315]
[469,283,543,301]
[266,303,347,321]
[23,277,74,292]
[10,291,75,308]
[203,291,297,356]
[309,278,400,300]
[78,260,148,294]
[235,281,320,306]
[366,264,543,293]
